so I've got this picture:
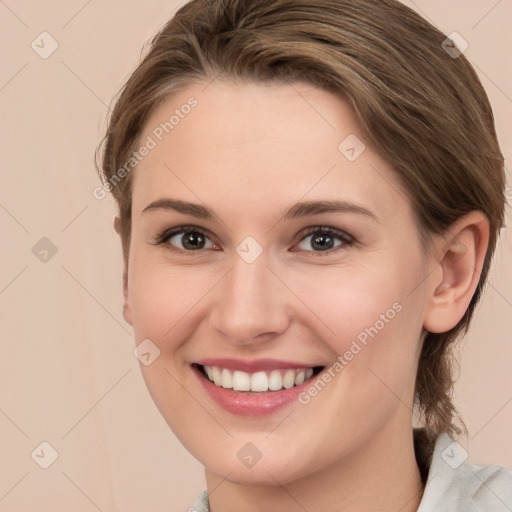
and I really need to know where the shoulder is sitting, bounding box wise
[190,489,209,512]
[418,433,512,512]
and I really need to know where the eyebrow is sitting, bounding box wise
[142,198,378,222]
[281,200,378,222]
[142,199,214,219]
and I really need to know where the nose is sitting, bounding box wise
[209,255,290,347]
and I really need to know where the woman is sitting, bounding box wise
[97,0,512,510]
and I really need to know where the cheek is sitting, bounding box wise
[289,258,421,348]
[286,256,426,404]
[128,256,214,346]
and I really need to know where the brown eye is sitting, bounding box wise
[168,231,213,250]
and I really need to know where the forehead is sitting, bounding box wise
[132,80,411,224]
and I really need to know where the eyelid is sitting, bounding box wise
[298,226,353,241]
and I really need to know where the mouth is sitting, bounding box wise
[191,358,327,415]
[193,363,324,393]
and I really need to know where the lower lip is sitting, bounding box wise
[193,365,315,416]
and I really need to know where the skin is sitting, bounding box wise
[119,80,489,512]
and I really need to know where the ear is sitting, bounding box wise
[114,216,133,326]
[423,211,490,334]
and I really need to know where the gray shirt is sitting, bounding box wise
[191,433,512,511]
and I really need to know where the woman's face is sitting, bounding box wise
[124,80,434,484]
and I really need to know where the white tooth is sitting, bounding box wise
[221,368,233,389]
[283,369,295,389]
[232,370,251,391]
[208,367,313,391]
[211,366,222,386]
[268,370,283,391]
[251,371,269,392]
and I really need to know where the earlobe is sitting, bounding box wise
[423,212,489,334]
[114,216,121,235]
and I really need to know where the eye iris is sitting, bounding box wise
[182,232,205,250]
[311,233,335,251]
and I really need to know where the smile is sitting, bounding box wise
[192,361,325,416]
[198,365,321,392]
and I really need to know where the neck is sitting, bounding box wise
[205,422,424,512]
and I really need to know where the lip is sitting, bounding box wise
[192,363,322,416]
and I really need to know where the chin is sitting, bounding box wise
[207,460,310,487]
[200,440,328,488]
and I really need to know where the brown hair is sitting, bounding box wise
[97,0,505,448]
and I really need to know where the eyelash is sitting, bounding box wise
[152,225,354,255]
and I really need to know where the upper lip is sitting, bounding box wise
[194,358,322,373]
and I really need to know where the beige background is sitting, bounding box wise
[0,1,510,510]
